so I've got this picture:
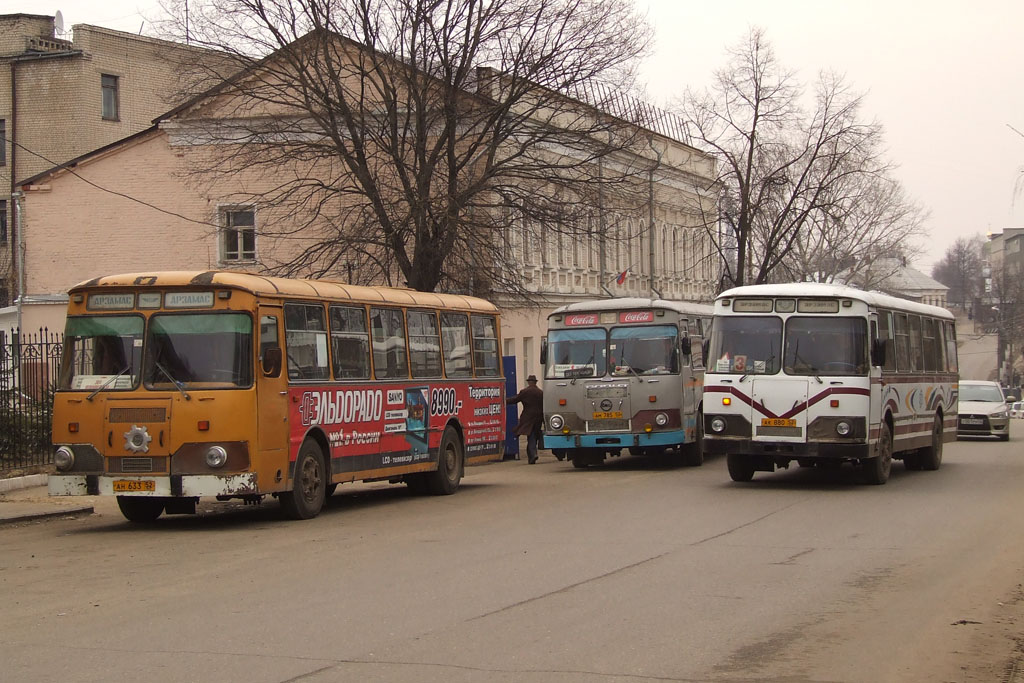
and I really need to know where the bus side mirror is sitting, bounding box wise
[680,336,692,356]
[871,339,886,367]
[540,337,548,365]
[262,347,282,378]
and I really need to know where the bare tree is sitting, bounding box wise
[931,235,984,311]
[675,28,906,288]
[155,0,652,296]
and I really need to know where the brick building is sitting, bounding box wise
[0,13,225,328]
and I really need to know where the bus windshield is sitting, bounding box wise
[546,328,607,379]
[783,317,867,376]
[59,315,144,391]
[610,325,679,376]
[144,313,254,389]
[708,316,781,375]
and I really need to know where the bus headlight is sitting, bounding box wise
[54,446,75,471]
[655,413,668,426]
[549,414,564,430]
[710,417,726,433]
[836,421,851,436]
[205,446,228,468]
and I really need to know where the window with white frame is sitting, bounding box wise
[221,208,256,262]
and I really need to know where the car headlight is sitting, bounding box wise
[549,414,564,430]
[655,413,668,426]
[835,421,851,436]
[54,446,75,471]
[710,417,726,433]
[991,410,1008,419]
[205,446,228,468]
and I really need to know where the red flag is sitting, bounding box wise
[615,270,628,285]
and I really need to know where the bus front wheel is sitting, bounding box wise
[117,496,165,523]
[726,454,755,482]
[684,418,705,467]
[425,426,463,495]
[862,422,893,485]
[280,441,327,519]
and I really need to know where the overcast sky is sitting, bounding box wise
[11,0,1024,273]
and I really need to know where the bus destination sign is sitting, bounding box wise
[88,293,135,310]
[165,292,215,308]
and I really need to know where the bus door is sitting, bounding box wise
[681,318,702,434]
[256,306,289,464]
[750,378,809,443]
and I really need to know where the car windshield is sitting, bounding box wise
[783,317,868,376]
[609,325,679,376]
[58,315,144,391]
[546,328,607,379]
[708,316,781,375]
[144,313,254,389]
[960,384,1005,403]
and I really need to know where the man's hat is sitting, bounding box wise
[526,374,538,382]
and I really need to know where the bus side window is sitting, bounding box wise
[688,319,704,369]
[408,310,442,378]
[440,313,471,378]
[329,305,370,379]
[471,314,500,377]
[370,307,409,379]
[284,303,330,381]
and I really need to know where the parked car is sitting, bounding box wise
[1011,402,1024,419]
[957,380,1010,440]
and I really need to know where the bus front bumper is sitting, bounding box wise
[702,438,870,460]
[545,430,687,450]
[49,473,260,498]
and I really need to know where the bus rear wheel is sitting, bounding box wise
[425,426,463,495]
[116,496,165,523]
[280,441,327,519]
[727,454,755,482]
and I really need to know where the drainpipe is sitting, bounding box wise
[12,190,24,335]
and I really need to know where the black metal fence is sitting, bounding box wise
[1,328,62,473]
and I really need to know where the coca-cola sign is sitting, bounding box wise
[565,313,599,326]
[619,311,654,323]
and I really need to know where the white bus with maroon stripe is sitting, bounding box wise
[703,283,958,485]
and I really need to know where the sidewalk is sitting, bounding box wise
[0,474,94,525]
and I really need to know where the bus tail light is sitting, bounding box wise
[68,422,79,433]
[559,399,566,406]
[830,400,839,408]
[198,420,210,431]
[649,395,656,403]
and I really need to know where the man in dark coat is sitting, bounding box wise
[506,374,544,464]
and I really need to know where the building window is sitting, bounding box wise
[101,74,119,120]
[221,208,256,262]
[0,119,6,165]
[0,200,6,243]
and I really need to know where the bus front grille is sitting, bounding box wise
[586,419,630,432]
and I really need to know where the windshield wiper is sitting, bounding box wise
[571,351,596,385]
[155,360,191,400]
[86,366,131,401]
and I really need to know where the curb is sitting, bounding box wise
[0,473,49,494]
[0,504,94,526]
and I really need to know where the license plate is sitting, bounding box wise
[961,418,983,426]
[761,418,796,428]
[113,479,155,492]
[592,411,623,419]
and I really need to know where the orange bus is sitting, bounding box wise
[48,271,506,521]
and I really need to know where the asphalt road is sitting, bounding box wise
[3,424,1024,683]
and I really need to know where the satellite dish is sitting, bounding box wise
[54,10,64,34]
